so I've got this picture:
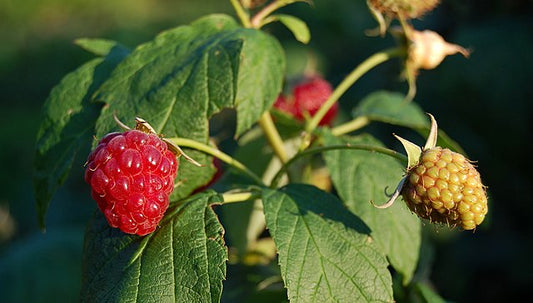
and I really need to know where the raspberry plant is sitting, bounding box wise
[33,0,487,302]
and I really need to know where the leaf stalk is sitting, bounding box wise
[230,0,252,28]
[258,112,289,163]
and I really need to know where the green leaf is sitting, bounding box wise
[322,131,421,284]
[262,184,393,302]
[74,38,130,57]
[81,192,227,303]
[269,14,310,44]
[33,46,129,229]
[352,91,428,128]
[353,91,465,154]
[94,14,284,198]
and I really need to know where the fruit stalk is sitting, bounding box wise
[330,116,371,136]
[270,143,407,188]
[166,137,265,185]
[222,191,260,204]
[257,112,289,163]
[302,47,405,149]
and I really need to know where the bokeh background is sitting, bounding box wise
[0,0,531,302]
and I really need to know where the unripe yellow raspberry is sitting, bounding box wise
[402,147,488,230]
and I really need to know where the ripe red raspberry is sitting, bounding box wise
[84,130,178,236]
[274,76,338,126]
[402,147,488,230]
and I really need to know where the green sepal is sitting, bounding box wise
[393,134,422,169]
[423,113,438,151]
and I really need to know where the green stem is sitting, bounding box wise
[271,144,407,188]
[167,137,264,186]
[302,47,405,149]
[230,0,252,28]
[258,112,289,163]
[222,191,259,204]
[330,116,370,136]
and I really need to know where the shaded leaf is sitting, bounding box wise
[322,131,421,284]
[0,228,84,302]
[81,192,227,303]
[33,46,129,229]
[353,91,464,153]
[270,14,310,44]
[94,14,284,199]
[74,38,130,57]
[262,184,393,302]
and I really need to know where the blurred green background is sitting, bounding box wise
[0,0,531,302]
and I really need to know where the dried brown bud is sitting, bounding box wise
[368,0,440,19]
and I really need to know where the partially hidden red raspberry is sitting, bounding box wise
[402,147,488,230]
[85,130,178,236]
[274,76,338,126]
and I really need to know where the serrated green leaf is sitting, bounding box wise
[353,91,465,154]
[94,14,284,199]
[81,192,227,303]
[33,46,129,229]
[322,131,421,284]
[74,38,130,57]
[262,184,393,302]
[270,14,310,44]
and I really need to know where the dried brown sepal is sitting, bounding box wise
[367,0,440,19]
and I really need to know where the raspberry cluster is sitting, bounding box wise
[274,76,338,126]
[85,130,178,235]
[402,147,488,230]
